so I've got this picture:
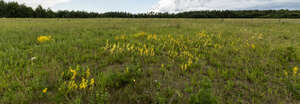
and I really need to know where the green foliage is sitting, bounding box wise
[106,66,142,89]
[190,78,217,104]
[273,47,297,63]
[0,18,300,103]
[287,82,300,100]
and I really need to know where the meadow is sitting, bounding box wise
[1,18,300,104]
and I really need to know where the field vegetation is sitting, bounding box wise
[1,18,300,104]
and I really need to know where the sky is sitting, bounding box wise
[4,0,300,13]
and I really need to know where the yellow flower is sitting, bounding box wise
[144,49,149,56]
[115,35,126,40]
[293,66,298,76]
[284,70,288,77]
[134,32,146,38]
[37,36,51,43]
[147,34,157,40]
[68,80,78,90]
[42,88,48,93]
[80,77,88,89]
[150,48,155,56]
[90,78,95,85]
[251,44,256,49]
[70,68,77,80]
[110,44,117,54]
[188,58,193,66]
[86,68,91,78]
[161,64,165,68]
[181,64,188,71]
[258,33,263,40]
[126,67,129,73]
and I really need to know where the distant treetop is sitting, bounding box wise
[1,0,300,18]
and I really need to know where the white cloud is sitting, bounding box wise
[4,0,71,8]
[152,0,300,12]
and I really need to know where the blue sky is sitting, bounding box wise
[52,0,159,13]
[5,0,300,13]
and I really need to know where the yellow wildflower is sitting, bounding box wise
[37,36,51,43]
[147,34,157,40]
[144,49,149,56]
[284,70,288,77]
[188,58,193,66]
[161,64,165,68]
[70,68,77,80]
[126,67,129,73]
[258,33,263,40]
[293,66,298,76]
[110,44,117,54]
[90,78,95,85]
[42,88,48,93]
[181,64,188,71]
[150,48,155,56]
[68,80,78,90]
[80,77,88,89]
[251,44,256,49]
[134,32,146,38]
[115,35,126,40]
[86,68,91,78]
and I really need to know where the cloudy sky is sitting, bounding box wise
[4,0,300,13]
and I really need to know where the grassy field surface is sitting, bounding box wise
[1,18,300,104]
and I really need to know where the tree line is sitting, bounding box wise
[1,0,300,18]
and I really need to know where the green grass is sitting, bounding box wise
[1,18,300,104]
